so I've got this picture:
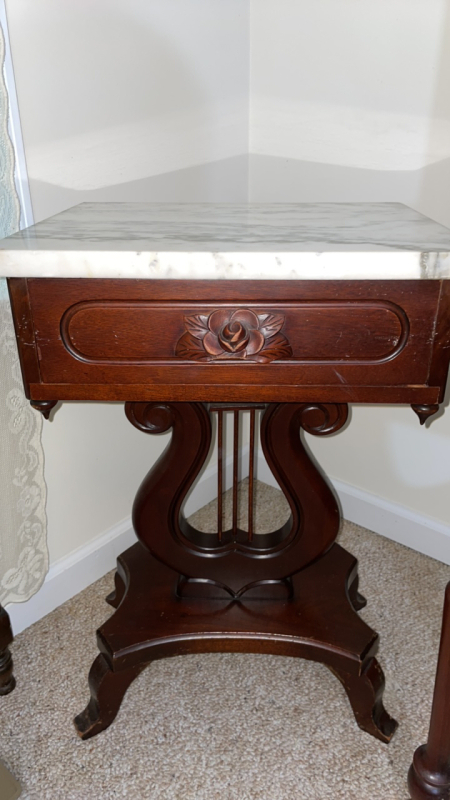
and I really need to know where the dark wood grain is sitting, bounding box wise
[25,382,443,404]
[7,278,448,405]
[0,605,15,695]
[408,582,450,799]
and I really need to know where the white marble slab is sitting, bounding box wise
[0,202,449,279]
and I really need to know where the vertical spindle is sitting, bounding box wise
[232,409,239,535]
[217,409,223,543]
[248,408,256,542]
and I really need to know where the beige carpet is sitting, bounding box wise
[1,480,449,800]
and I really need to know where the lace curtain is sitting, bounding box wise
[0,23,48,605]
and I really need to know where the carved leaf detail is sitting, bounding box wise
[175,331,211,361]
[184,314,209,339]
[258,313,285,338]
[253,333,293,363]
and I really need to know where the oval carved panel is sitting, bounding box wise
[60,299,409,365]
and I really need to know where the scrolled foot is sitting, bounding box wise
[331,657,398,743]
[408,745,450,800]
[105,570,127,609]
[74,654,147,740]
[347,572,367,612]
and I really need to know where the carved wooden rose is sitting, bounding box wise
[175,308,293,363]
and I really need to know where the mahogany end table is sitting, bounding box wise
[2,202,450,747]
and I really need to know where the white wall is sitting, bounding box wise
[7,0,250,219]
[250,0,450,178]
[5,0,250,566]
[249,0,450,528]
[4,0,450,584]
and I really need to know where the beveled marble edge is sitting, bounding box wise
[0,249,448,279]
[0,202,450,279]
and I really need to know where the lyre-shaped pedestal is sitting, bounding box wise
[75,401,397,743]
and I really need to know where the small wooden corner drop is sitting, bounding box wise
[4,203,450,749]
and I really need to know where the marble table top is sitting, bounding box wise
[1,202,450,280]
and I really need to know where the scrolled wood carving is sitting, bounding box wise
[125,402,175,434]
[175,308,293,363]
[297,403,349,436]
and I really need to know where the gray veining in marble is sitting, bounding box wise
[0,202,449,279]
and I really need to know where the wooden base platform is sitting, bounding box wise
[75,541,397,743]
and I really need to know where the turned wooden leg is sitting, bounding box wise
[408,582,450,799]
[0,604,15,695]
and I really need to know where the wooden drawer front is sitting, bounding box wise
[21,278,441,396]
[60,299,407,365]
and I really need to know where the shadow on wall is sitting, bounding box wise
[22,3,206,145]
[29,155,250,223]
[17,1,248,222]
[24,4,204,187]
[248,152,450,232]
[248,154,423,204]
[417,156,450,228]
[419,0,450,228]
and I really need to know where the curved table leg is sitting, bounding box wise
[74,654,148,740]
[331,657,397,743]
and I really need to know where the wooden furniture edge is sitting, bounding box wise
[26,382,441,404]
[7,278,41,397]
[428,281,450,401]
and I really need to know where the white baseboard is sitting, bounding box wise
[7,447,449,635]
[255,453,450,566]
[333,478,450,565]
[7,447,249,635]
[6,517,136,635]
